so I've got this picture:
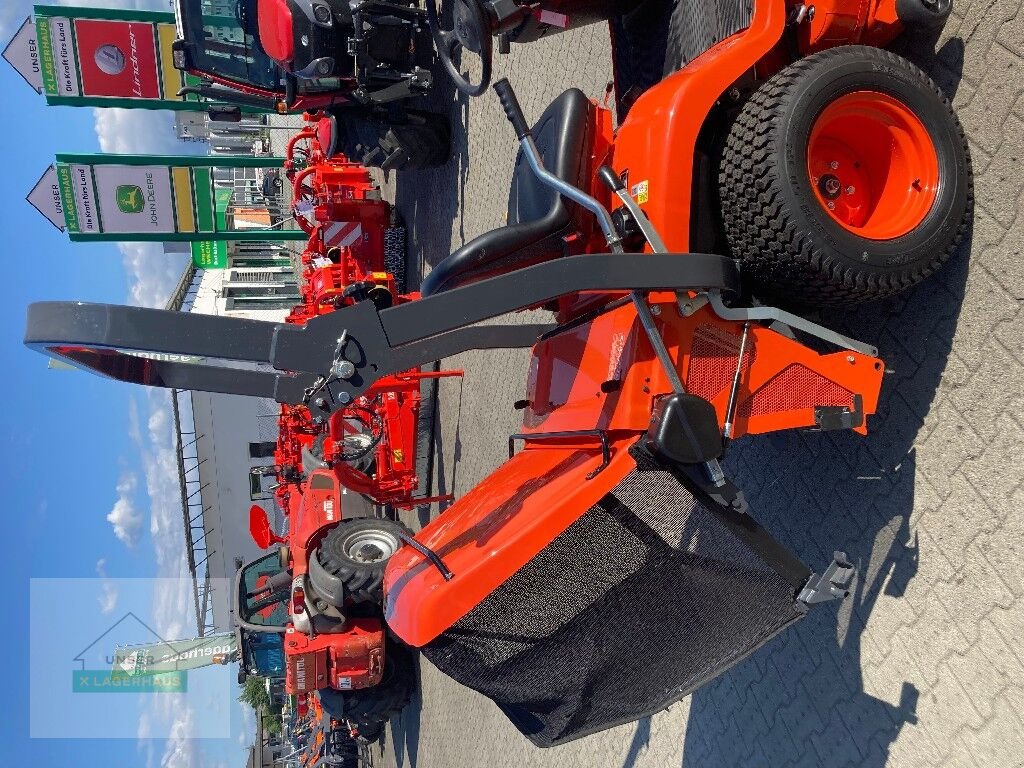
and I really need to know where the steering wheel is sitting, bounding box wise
[426,0,492,97]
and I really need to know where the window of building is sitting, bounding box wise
[228,298,295,311]
[224,284,298,297]
[249,473,264,499]
[230,257,293,268]
[249,441,276,459]
[228,269,295,284]
[225,297,300,312]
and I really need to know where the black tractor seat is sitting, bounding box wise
[421,88,595,297]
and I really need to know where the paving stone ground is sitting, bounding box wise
[367,4,1024,766]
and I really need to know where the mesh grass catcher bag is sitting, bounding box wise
[384,444,850,747]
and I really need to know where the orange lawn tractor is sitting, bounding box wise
[26,0,970,748]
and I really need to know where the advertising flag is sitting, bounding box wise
[33,153,302,244]
[112,633,237,678]
[10,6,193,109]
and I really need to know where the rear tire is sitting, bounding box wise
[335,109,451,172]
[315,517,412,603]
[719,45,972,307]
[317,641,415,728]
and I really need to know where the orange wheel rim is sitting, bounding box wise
[807,90,939,241]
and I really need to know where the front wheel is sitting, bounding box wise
[314,517,412,603]
[719,45,973,307]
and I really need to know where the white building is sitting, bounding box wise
[170,249,301,634]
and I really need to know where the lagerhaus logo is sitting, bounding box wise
[116,183,144,214]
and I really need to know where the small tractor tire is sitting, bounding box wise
[317,641,415,726]
[336,109,451,172]
[314,517,412,603]
[719,45,972,307]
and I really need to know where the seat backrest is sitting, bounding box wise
[420,89,594,297]
[507,88,593,227]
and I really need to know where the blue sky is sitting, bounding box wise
[0,2,253,766]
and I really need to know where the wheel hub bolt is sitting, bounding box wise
[819,173,842,200]
[829,160,839,170]
[845,186,856,195]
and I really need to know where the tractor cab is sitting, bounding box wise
[171,0,434,111]
[236,551,292,631]
[237,627,286,679]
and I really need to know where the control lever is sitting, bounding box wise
[303,330,355,406]
[596,165,625,193]
[596,164,667,253]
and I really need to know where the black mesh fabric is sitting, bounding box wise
[422,449,809,747]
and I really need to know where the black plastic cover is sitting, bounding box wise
[645,392,723,465]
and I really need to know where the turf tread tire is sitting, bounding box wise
[719,45,973,307]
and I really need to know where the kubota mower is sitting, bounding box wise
[25,0,971,748]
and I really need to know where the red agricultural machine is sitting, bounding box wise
[172,0,452,170]
[233,127,460,741]
[28,0,970,748]
[262,119,463,514]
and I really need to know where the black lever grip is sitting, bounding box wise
[597,165,625,193]
[493,78,530,139]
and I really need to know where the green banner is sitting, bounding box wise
[191,241,228,269]
[191,188,234,268]
[112,633,236,678]
[55,163,80,233]
[35,17,58,95]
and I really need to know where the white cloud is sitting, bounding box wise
[237,706,255,747]
[107,473,143,547]
[92,109,195,309]
[95,558,120,615]
[159,706,198,768]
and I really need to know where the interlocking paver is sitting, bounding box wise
[371,9,1024,768]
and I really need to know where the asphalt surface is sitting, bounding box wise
[359,6,1023,766]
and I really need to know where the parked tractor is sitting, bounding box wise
[238,508,415,742]
[171,0,449,170]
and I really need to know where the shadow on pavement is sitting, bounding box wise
[386,651,424,768]
[679,36,971,768]
[393,56,471,292]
